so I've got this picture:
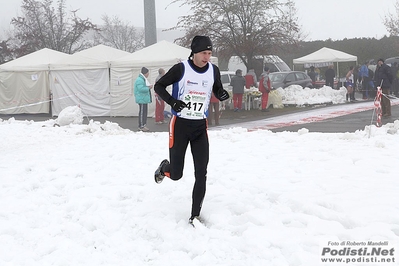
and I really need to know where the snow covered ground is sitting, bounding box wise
[1,87,399,266]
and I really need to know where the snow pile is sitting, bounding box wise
[55,106,84,126]
[276,85,347,106]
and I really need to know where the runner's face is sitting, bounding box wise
[193,50,212,68]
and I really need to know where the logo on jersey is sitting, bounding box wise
[184,94,192,101]
[188,90,206,95]
[202,80,209,87]
[187,80,199,86]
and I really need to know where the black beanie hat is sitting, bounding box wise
[191,35,213,54]
[141,67,149,74]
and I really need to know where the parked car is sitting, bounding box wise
[385,56,399,66]
[227,55,291,77]
[263,55,291,73]
[220,71,236,90]
[269,71,313,89]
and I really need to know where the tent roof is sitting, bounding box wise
[293,47,357,64]
[50,53,109,70]
[0,48,71,71]
[74,44,131,61]
[50,45,132,70]
[111,40,217,68]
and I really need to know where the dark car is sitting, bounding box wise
[269,71,313,89]
[385,57,399,66]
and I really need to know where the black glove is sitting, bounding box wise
[170,98,187,112]
[216,89,230,101]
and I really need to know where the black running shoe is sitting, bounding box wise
[189,216,205,227]
[154,159,169,184]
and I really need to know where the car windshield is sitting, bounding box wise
[264,63,279,73]
[274,62,291,72]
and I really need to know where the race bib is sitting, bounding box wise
[180,92,207,119]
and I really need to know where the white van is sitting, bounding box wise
[220,71,236,90]
[228,55,291,75]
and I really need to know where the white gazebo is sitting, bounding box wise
[293,47,357,76]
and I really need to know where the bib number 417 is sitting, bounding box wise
[186,102,203,112]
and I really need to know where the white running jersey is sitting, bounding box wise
[172,60,214,119]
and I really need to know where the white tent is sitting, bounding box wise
[49,45,131,117]
[293,47,357,76]
[0,48,70,114]
[0,48,71,72]
[111,40,218,68]
[110,40,218,116]
[1,42,219,117]
[74,44,131,63]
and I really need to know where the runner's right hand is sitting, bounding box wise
[170,99,187,112]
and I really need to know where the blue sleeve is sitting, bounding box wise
[359,66,368,77]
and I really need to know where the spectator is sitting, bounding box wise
[391,62,399,97]
[345,66,355,102]
[155,68,166,124]
[353,65,360,93]
[259,66,271,112]
[368,68,375,98]
[375,58,393,117]
[133,67,152,132]
[245,69,258,89]
[230,69,246,111]
[308,66,317,83]
[315,67,321,79]
[325,64,335,89]
[359,61,370,99]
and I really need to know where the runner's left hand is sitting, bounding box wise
[216,89,229,101]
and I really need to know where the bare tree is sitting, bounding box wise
[169,0,302,69]
[93,15,144,53]
[384,0,399,36]
[0,39,14,64]
[10,0,97,57]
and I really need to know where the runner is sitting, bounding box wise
[153,35,229,224]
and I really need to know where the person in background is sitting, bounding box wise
[353,65,360,94]
[325,64,335,89]
[315,67,321,79]
[155,68,166,124]
[368,67,375,98]
[391,62,399,97]
[133,67,152,132]
[245,69,258,89]
[259,66,271,112]
[359,61,370,99]
[230,69,246,111]
[208,93,220,126]
[345,66,355,102]
[375,58,393,117]
[308,66,317,84]
[153,35,229,225]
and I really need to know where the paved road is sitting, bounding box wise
[215,99,399,133]
[1,99,398,133]
[271,104,398,133]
